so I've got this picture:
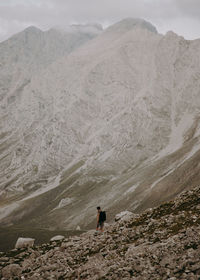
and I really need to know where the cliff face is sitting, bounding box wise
[1,185,200,279]
[0,18,200,229]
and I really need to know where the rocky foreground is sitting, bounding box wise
[1,185,200,280]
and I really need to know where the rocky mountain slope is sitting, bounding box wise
[0,18,200,230]
[1,185,200,279]
[0,23,102,104]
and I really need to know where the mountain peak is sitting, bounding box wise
[24,26,42,33]
[106,18,157,34]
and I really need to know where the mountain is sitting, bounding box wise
[0,23,102,194]
[0,18,200,230]
[0,23,102,104]
[106,18,157,33]
[1,185,200,279]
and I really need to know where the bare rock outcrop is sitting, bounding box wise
[15,238,35,249]
[1,17,200,230]
[0,185,200,279]
[2,264,22,279]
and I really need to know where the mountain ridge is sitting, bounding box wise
[106,18,158,34]
[0,18,200,230]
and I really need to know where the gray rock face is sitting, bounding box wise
[0,25,100,109]
[0,185,200,279]
[0,18,200,230]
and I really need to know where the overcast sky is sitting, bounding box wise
[0,0,200,42]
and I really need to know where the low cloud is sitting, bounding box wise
[0,0,200,41]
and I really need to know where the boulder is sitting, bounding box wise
[125,243,149,258]
[15,237,35,249]
[81,229,96,238]
[115,211,133,222]
[2,264,22,278]
[78,253,108,279]
[50,235,65,241]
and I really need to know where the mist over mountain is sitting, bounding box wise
[0,18,200,230]
[106,18,157,34]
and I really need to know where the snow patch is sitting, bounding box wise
[124,183,140,195]
[54,197,74,210]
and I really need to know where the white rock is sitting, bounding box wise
[15,237,35,249]
[76,225,81,231]
[50,235,65,241]
[115,211,133,222]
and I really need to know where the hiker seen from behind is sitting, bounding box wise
[96,206,106,232]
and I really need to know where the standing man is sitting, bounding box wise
[96,206,106,232]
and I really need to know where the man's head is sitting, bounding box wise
[97,206,101,212]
